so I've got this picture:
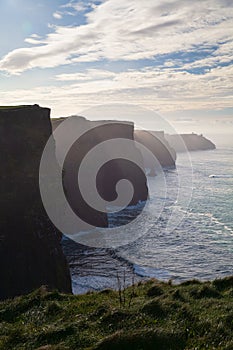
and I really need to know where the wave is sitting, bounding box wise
[209,174,232,178]
[187,211,233,235]
[133,264,171,280]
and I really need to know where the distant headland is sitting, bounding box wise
[165,133,216,153]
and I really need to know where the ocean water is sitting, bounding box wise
[117,147,233,282]
[63,146,233,293]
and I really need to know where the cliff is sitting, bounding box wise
[134,130,176,174]
[52,116,148,229]
[0,105,72,300]
[165,133,216,153]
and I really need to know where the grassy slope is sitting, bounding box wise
[0,277,233,350]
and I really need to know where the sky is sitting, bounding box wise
[0,0,233,137]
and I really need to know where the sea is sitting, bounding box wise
[62,143,233,294]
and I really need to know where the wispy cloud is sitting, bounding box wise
[0,0,232,125]
[0,0,232,74]
[61,1,89,12]
[53,64,233,102]
[1,64,233,117]
[53,12,63,20]
[55,69,116,81]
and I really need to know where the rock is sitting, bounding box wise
[52,116,148,229]
[0,105,72,300]
[165,133,216,153]
[134,130,176,171]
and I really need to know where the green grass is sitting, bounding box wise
[0,277,233,349]
[0,106,30,110]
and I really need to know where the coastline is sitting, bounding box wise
[61,147,233,294]
[62,236,145,294]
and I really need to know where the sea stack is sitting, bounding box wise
[0,105,72,299]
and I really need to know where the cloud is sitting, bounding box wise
[30,34,41,39]
[0,0,232,133]
[130,20,181,35]
[61,1,88,12]
[53,12,63,19]
[1,63,233,117]
[0,0,233,74]
[55,69,116,81]
[24,34,45,45]
[53,65,233,105]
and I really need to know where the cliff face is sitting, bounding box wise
[52,116,148,229]
[0,105,71,300]
[134,130,176,173]
[165,133,216,153]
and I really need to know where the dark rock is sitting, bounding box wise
[165,133,216,153]
[134,130,176,171]
[52,116,148,229]
[0,105,72,300]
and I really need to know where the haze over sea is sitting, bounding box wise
[63,138,233,294]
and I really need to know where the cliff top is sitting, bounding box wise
[0,105,40,110]
[52,115,134,125]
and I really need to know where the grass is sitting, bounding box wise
[0,277,232,349]
[0,106,30,110]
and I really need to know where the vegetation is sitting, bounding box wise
[0,106,29,110]
[0,277,233,349]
